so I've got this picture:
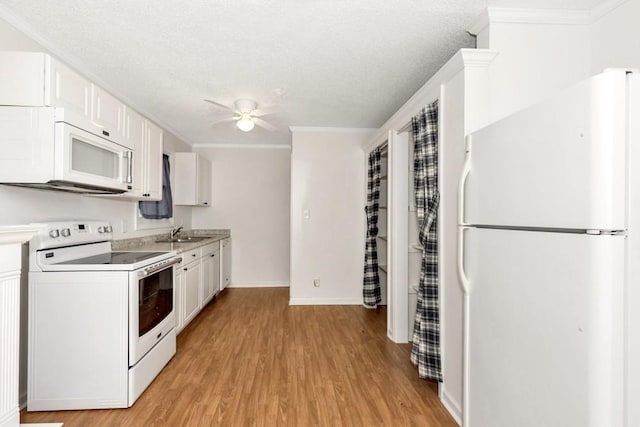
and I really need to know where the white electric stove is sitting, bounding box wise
[27,221,181,411]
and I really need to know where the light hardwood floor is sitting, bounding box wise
[21,288,456,426]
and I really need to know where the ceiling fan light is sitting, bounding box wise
[237,116,255,132]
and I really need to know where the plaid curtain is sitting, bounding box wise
[410,100,442,382]
[363,147,382,307]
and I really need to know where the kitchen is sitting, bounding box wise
[0,0,639,426]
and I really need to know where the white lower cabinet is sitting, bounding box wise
[174,264,184,334]
[175,240,224,335]
[220,238,231,290]
[182,259,201,329]
[201,245,220,306]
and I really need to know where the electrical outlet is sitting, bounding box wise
[313,278,320,287]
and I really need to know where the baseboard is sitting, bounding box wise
[440,385,462,426]
[289,297,362,305]
[227,282,290,288]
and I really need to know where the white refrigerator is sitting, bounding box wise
[457,69,639,427]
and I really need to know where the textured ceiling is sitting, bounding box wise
[0,0,606,146]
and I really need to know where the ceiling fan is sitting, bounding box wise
[204,98,278,132]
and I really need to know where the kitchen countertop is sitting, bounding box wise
[112,229,230,255]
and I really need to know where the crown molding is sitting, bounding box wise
[469,7,590,35]
[289,126,377,134]
[0,4,193,147]
[192,143,291,150]
[468,1,629,35]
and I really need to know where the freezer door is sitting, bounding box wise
[463,70,630,230]
[463,228,624,427]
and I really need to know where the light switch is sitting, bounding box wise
[303,209,310,220]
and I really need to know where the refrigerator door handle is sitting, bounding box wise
[458,137,472,226]
[457,226,471,294]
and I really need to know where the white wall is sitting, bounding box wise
[289,128,371,305]
[480,20,590,123]
[0,15,44,51]
[191,146,291,287]
[590,0,640,73]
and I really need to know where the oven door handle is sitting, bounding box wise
[139,257,182,277]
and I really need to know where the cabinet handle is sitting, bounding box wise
[102,130,110,137]
[204,202,209,205]
[192,254,197,257]
[211,254,215,257]
[183,268,188,271]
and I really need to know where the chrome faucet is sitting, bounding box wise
[170,226,183,240]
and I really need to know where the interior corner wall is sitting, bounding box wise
[191,146,291,287]
[289,129,370,305]
[0,15,44,51]
[485,22,590,123]
[590,0,640,73]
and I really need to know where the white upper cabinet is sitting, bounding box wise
[145,120,163,200]
[46,57,92,123]
[0,51,133,149]
[90,85,129,148]
[124,109,163,200]
[174,152,211,206]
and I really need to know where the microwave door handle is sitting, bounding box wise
[125,151,133,184]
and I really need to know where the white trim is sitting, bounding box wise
[589,0,630,22]
[469,7,590,35]
[468,2,627,36]
[440,386,463,426]
[364,49,498,153]
[289,297,362,305]
[0,226,39,245]
[20,424,63,427]
[192,143,291,150]
[227,282,289,288]
[289,126,377,134]
[0,5,193,147]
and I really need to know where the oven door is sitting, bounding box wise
[128,260,178,367]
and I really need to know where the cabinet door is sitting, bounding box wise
[201,254,214,306]
[182,262,201,328]
[212,250,221,296]
[221,238,231,290]
[174,265,184,334]
[91,85,127,145]
[127,110,146,197]
[47,57,92,121]
[197,155,211,206]
[145,121,163,200]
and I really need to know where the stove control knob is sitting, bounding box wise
[98,226,106,233]
[49,229,60,238]
[105,225,112,233]
[60,228,71,237]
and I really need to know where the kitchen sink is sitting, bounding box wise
[155,236,208,243]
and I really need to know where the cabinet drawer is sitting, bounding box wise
[182,248,200,262]
[200,242,220,256]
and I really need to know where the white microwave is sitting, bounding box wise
[0,106,133,194]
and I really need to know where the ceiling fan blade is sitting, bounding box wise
[204,99,235,112]
[253,117,277,132]
[253,105,283,117]
[211,117,238,126]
